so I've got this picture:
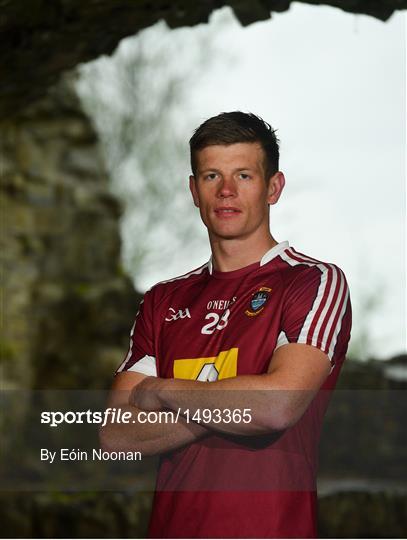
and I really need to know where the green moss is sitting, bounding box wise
[71,282,92,296]
[0,338,18,364]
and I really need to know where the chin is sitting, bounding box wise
[211,228,245,240]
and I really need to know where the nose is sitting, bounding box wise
[217,175,237,198]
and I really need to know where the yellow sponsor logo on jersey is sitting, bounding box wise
[173,348,238,381]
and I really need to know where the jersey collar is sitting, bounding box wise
[260,241,290,266]
[207,240,289,275]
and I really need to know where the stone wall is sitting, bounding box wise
[1,73,141,392]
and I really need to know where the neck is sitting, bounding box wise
[209,232,278,272]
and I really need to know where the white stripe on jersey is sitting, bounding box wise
[280,248,348,364]
[116,320,137,373]
[157,263,209,285]
[284,246,321,265]
[299,265,334,347]
[276,330,289,348]
[326,274,349,360]
[309,265,338,349]
[318,267,344,349]
[127,354,157,377]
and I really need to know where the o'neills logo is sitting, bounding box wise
[245,287,272,317]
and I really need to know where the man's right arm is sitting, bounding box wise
[100,371,209,456]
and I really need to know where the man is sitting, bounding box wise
[102,112,352,538]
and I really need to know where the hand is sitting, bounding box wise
[129,376,165,411]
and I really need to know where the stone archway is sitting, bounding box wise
[1,0,405,118]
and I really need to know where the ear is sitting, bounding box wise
[267,171,285,205]
[189,175,200,207]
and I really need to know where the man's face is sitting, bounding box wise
[189,142,284,243]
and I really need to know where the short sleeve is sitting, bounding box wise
[275,263,352,372]
[115,289,158,377]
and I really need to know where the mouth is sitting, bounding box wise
[214,207,242,218]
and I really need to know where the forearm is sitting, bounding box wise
[100,404,209,456]
[158,374,297,436]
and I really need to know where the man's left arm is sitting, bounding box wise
[131,342,331,435]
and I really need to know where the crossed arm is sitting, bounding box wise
[100,343,331,456]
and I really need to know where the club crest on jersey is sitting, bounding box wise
[245,287,272,317]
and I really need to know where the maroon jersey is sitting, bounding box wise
[116,241,352,538]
